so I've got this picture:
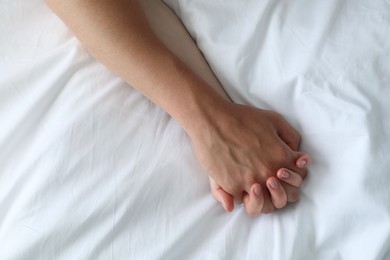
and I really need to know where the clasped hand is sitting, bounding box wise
[189,102,310,216]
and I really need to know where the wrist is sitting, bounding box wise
[144,57,231,139]
[175,86,233,142]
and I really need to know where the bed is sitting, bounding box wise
[1,0,389,259]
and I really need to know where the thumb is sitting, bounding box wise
[209,177,234,212]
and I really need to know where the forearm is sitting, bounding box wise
[45,0,309,209]
[45,0,228,135]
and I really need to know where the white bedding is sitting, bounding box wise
[1,0,389,259]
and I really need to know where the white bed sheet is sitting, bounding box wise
[1,0,389,259]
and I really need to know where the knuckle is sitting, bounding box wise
[224,181,239,194]
[225,183,243,201]
[274,145,291,162]
[260,168,275,180]
[290,131,301,144]
[273,146,302,174]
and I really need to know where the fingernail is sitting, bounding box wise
[279,170,289,179]
[254,186,262,196]
[297,159,307,168]
[269,180,279,189]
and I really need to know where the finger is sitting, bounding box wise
[259,187,276,214]
[277,168,303,187]
[209,177,234,212]
[266,177,288,209]
[279,182,301,203]
[277,168,303,203]
[274,113,301,150]
[243,183,264,217]
[284,152,309,179]
[295,151,312,168]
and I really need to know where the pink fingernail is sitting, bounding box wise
[254,186,262,196]
[297,159,307,168]
[269,180,279,189]
[279,170,289,179]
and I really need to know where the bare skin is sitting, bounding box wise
[211,158,310,215]
[45,0,311,216]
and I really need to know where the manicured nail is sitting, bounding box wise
[254,186,262,196]
[297,159,307,168]
[279,170,289,179]
[269,179,279,189]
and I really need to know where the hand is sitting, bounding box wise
[209,155,311,216]
[190,102,308,205]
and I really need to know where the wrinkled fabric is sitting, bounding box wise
[0,0,389,259]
